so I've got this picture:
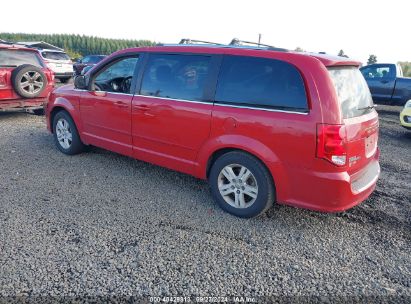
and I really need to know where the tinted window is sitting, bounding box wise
[140,54,211,101]
[215,56,308,111]
[0,50,43,67]
[93,57,138,93]
[41,51,70,61]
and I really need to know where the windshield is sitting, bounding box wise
[328,67,374,119]
[41,51,70,61]
[0,49,43,67]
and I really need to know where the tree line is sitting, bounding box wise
[2,33,410,76]
[0,33,154,59]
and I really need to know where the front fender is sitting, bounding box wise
[47,93,85,143]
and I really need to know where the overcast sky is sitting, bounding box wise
[2,0,409,64]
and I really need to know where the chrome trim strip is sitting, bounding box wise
[73,89,133,96]
[214,103,309,115]
[133,94,309,114]
[133,94,212,105]
[74,90,309,114]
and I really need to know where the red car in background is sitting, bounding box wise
[0,43,54,113]
[45,42,380,218]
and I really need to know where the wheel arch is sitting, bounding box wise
[197,135,288,201]
[49,97,82,135]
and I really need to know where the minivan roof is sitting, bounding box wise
[113,45,362,67]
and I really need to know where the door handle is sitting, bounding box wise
[381,80,389,84]
[114,101,129,108]
[133,104,150,111]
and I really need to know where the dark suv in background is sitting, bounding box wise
[73,55,106,76]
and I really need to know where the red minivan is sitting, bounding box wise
[45,43,380,218]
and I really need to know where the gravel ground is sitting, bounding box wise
[0,105,410,302]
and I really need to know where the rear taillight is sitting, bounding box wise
[316,124,347,166]
[0,72,6,87]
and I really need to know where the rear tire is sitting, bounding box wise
[209,151,275,218]
[11,64,47,98]
[52,111,84,155]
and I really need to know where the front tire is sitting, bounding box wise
[209,151,275,218]
[52,111,84,155]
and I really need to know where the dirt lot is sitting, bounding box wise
[0,105,410,301]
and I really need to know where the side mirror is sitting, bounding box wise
[74,75,87,90]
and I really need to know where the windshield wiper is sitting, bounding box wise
[0,65,17,67]
[357,105,375,111]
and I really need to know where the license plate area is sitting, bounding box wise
[365,133,377,158]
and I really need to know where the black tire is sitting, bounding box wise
[209,151,275,218]
[59,77,71,84]
[52,111,85,155]
[32,108,44,116]
[11,64,47,98]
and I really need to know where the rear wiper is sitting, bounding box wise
[357,105,375,110]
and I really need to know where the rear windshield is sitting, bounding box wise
[41,51,70,61]
[328,67,374,119]
[0,49,43,67]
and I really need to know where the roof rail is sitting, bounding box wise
[179,39,223,45]
[229,38,288,52]
[157,38,288,52]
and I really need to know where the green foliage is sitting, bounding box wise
[367,54,377,65]
[0,33,154,58]
[398,62,411,77]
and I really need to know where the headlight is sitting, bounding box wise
[405,100,411,108]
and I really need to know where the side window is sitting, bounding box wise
[81,56,90,64]
[364,66,392,79]
[215,56,308,111]
[140,54,211,101]
[93,56,138,94]
[376,67,391,78]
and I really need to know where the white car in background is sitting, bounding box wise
[38,49,73,83]
[18,41,73,83]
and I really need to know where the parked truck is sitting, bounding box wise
[360,63,411,105]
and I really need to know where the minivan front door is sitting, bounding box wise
[80,56,139,156]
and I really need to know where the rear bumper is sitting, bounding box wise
[400,108,411,129]
[0,98,46,111]
[280,149,380,212]
[54,72,73,78]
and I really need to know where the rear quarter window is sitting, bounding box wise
[0,49,43,67]
[215,55,308,112]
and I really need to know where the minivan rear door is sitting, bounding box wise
[328,67,379,173]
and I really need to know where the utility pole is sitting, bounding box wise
[258,34,261,46]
